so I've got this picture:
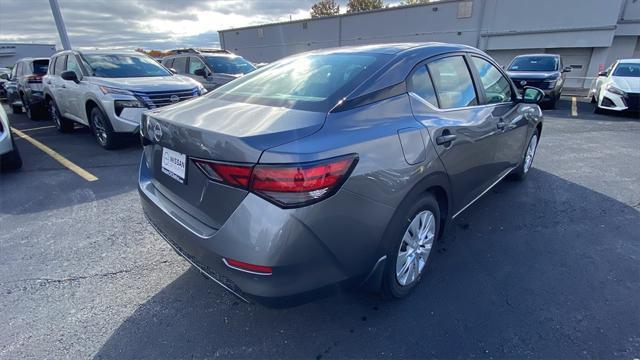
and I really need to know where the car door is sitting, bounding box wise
[61,54,84,120]
[469,55,529,172]
[408,54,502,214]
[50,55,68,113]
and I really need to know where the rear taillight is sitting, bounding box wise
[193,154,358,208]
[26,75,43,83]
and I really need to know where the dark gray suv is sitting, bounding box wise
[139,43,544,306]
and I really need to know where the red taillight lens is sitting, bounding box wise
[193,160,252,188]
[251,155,357,207]
[193,154,357,208]
[26,75,43,83]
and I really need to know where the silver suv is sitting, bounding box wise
[43,50,206,149]
[161,48,256,91]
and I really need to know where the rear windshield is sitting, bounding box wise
[613,63,640,77]
[33,60,49,74]
[508,56,558,72]
[82,54,171,78]
[209,53,388,111]
[204,55,256,75]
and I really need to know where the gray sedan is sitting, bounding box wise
[139,43,544,306]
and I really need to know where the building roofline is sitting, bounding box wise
[218,0,463,33]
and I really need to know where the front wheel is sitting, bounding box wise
[511,129,539,181]
[381,194,440,299]
[89,106,119,149]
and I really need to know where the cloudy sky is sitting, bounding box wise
[0,0,343,50]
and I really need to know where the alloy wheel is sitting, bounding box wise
[395,210,435,286]
[523,134,538,174]
[49,101,61,129]
[92,112,108,146]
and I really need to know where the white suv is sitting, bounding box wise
[43,50,206,149]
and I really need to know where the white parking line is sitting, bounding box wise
[571,96,578,117]
[19,125,56,132]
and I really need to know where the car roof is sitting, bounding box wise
[300,42,475,56]
[17,57,50,62]
[514,53,560,58]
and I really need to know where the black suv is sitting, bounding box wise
[161,48,256,91]
[9,58,50,119]
[506,54,571,108]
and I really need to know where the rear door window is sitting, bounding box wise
[427,56,478,109]
[408,65,438,107]
[55,55,67,75]
[163,58,174,68]
[471,56,512,104]
[172,57,187,74]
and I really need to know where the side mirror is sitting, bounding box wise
[597,71,608,77]
[193,68,207,78]
[0,73,8,80]
[169,68,177,74]
[563,66,572,73]
[521,86,544,104]
[60,70,79,83]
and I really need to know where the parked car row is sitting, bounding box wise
[1,48,256,149]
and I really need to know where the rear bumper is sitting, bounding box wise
[138,153,394,306]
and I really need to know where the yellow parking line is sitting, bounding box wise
[11,127,98,182]
[19,125,56,132]
[571,96,578,117]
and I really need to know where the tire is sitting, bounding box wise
[593,104,605,114]
[89,106,119,149]
[22,95,36,120]
[510,129,539,181]
[1,134,23,171]
[48,98,74,133]
[381,194,440,299]
[11,103,22,114]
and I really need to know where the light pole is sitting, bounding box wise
[49,0,71,50]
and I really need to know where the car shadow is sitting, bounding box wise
[94,169,640,359]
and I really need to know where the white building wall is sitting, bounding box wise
[0,43,56,68]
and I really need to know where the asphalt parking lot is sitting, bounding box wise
[0,98,639,359]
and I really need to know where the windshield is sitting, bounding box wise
[508,56,558,72]
[613,63,640,77]
[82,54,171,78]
[209,53,387,111]
[205,55,256,75]
[33,60,49,74]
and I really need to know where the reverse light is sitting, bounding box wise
[193,154,358,208]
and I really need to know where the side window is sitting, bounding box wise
[172,56,187,74]
[188,56,206,75]
[55,55,67,75]
[164,58,174,68]
[15,63,22,76]
[409,65,438,107]
[66,55,81,76]
[427,56,478,109]
[471,56,512,104]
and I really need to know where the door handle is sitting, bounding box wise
[497,119,506,130]
[436,134,457,145]
[61,84,66,88]
[46,80,51,85]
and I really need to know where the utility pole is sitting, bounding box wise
[49,0,71,50]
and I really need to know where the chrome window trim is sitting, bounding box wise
[409,91,514,113]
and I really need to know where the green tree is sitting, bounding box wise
[346,0,384,13]
[310,0,340,17]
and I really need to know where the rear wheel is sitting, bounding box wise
[90,106,120,149]
[381,194,440,299]
[511,129,539,180]
[48,98,74,133]
[1,134,23,171]
[22,95,36,120]
[11,103,22,114]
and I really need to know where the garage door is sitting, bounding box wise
[546,48,592,88]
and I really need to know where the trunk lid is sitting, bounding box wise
[143,96,326,229]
